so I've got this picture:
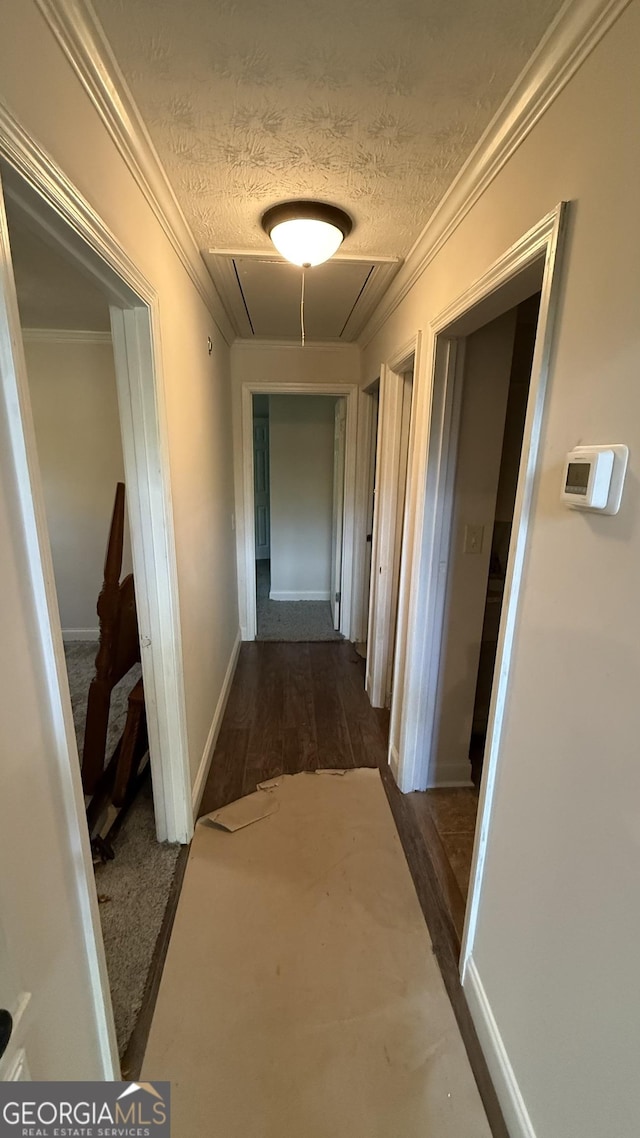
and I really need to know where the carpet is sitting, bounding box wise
[142,770,491,1137]
[64,642,181,1057]
[256,561,343,642]
[94,780,181,1057]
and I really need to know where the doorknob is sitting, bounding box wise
[0,1009,13,1059]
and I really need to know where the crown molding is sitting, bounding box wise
[21,327,112,343]
[360,0,631,347]
[34,0,235,346]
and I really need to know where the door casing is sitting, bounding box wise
[330,398,347,629]
[238,381,359,642]
[253,415,271,560]
[386,205,568,975]
[0,107,193,1077]
[366,336,419,709]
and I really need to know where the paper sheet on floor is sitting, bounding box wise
[144,769,492,1138]
[199,788,280,832]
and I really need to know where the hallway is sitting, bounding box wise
[173,642,508,1136]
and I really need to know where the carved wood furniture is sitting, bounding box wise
[82,483,147,809]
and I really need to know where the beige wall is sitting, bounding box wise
[269,395,335,599]
[24,337,131,636]
[0,0,238,1076]
[433,310,516,783]
[363,5,640,1136]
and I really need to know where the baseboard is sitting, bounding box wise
[191,630,241,817]
[463,957,537,1138]
[269,590,331,601]
[430,777,475,788]
[429,759,474,787]
[62,627,99,642]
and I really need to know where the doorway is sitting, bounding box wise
[387,207,567,970]
[253,393,345,642]
[0,156,190,1076]
[355,381,379,661]
[240,381,359,642]
[424,293,541,924]
[4,196,186,1060]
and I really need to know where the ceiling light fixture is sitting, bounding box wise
[261,200,353,268]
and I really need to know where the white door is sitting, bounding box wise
[253,416,270,559]
[330,399,347,630]
[386,371,413,703]
[362,390,379,651]
[0,168,117,1077]
[366,365,414,708]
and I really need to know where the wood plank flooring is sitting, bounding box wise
[198,642,381,817]
[198,641,508,1138]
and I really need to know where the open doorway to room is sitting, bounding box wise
[0,164,189,1070]
[240,381,358,643]
[354,380,380,662]
[366,355,414,708]
[253,393,345,642]
[418,291,542,935]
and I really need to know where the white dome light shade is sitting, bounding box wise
[262,201,352,268]
[269,218,344,267]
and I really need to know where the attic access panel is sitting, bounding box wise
[234,258,372,341]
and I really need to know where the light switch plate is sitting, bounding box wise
[464,524,484,554]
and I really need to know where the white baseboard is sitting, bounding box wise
[430,777,475,788]
[463,957,537,1138]
[191,630,241,817]
[62,628,99,642]
[429,759,474,787]
[269,590,331,601]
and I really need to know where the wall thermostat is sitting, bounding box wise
[561,444,628,514]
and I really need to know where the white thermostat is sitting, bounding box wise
[561,444,628,514]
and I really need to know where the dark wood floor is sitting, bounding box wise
[198,641,386,816]
[198,641,508,1138]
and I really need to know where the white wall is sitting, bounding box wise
[24,336,131,637]
[362,5,640,1136]
[269,395,335,600]
[433,310,516,783]
[0,0,239,1077]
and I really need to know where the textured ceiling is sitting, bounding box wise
[7,204,111,330]
[92,0,564,260]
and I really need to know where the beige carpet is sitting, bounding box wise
[143,769,491,1137]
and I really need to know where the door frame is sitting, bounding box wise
[0,107,193,1073]
[388,205,567,971]
[366,335,419,708]
[330,398,347,629]
[239,381,358,641]
[350,381,379,645]
[252,415,271,561]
